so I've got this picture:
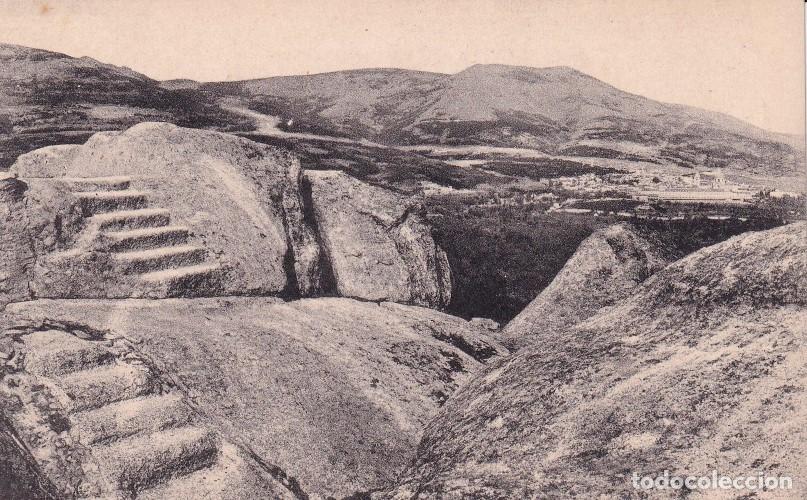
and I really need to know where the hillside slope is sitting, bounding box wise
[206,64,805,176]
[392,222,807,498]
[2,44,802,179]
[0,43,252,168]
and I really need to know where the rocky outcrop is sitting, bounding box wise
[0,326,298,498]
[502,224,671,348]
[11,123,318,299]
[392,222,807,498]
[305,170,451,308]
[4,296,506,498]
[5,123,451,307]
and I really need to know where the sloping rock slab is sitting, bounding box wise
[4,296,506,498]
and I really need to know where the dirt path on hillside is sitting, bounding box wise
[221,103,385,147]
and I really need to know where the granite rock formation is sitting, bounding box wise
[4,123,450,307]
[3,297,506,498]
[392,222,807,498]
[305,170,451,307]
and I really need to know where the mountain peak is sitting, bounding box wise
[457,63,587,77]
[0,43,70,61]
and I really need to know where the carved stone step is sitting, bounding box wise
[56,363,155,413]
[22,330,114,377]
[139,263,224,297]
[75,190,149,215]
[92,426,219,493]
[112,245,208,274]
[100,226,190,252]
[72,393,193,446]
[90,208,171,231]
[63,176,132,192]
[138,442,289,500]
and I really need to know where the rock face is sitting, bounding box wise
[392,222,807,498]
[502,224,671,348]
[4,296,506,498]
[3,123,449,306]
[0,327,298,499]
[0,417,57,499]
[0,174,34,307]
[10,122,316,298]
[305,170,451,307]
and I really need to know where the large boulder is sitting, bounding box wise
[305,170,452,308]
[502,224,671,348]
[4,296,506,498]
[392,222,807,498]
[11,122,321,298]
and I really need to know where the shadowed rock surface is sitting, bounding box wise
[0,174,35,307]
[502,223,672,349]
[0,416,57,499]
[391,222,806,498]
[4,297,507,498]
[305,170,451,307]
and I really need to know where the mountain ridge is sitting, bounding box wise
[0,42,254,168]
[203,62,783,138]
[201,62,803,176]
[1,43,804,178]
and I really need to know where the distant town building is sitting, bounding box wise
[680,169,727,190]
[634,168,760,204]
[769,189,800,198]
[638,189,755,204]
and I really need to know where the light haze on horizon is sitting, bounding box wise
[0,0,804,135]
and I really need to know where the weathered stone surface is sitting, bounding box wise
[0,418,58,500]
[0,175,34,307]
[392,222,807,498]
[1,326,297,498]
[305,170,451,307]
[502,223,671,348]
[10,122,321,298]
[6,124,450,306]
[6,296,507,498]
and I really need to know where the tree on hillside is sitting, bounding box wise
[0,114,12,134]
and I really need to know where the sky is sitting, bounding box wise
[0,0,804,135]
